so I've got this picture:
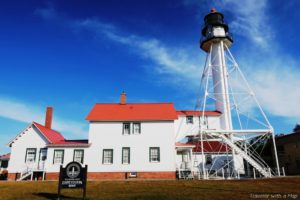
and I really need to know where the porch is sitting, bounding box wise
[175,142,195,179]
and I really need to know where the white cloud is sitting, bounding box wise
[35,4,300,123]
[250,62,300,119]
[0,97,87,138]
[73,18,203,87]
[35,8,204,88]
[183,0,272,49]
[218,0,271,49]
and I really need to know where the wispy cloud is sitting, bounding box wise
[0,97,87,138]
[34,4,300,125]
[217,0,271,49]
[183,0,272,49]
[250,61,300,119]
[74,19,204,88]
[35,7,204,89]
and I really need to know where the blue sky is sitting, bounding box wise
[0,0,300,154]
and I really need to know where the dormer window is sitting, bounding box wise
[186,116,194,124]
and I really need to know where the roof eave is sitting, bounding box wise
[47,143,91,148]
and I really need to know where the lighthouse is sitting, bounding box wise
[200,8,233,131]
[196,9,280,179]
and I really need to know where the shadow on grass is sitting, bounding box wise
[33,192,84,200]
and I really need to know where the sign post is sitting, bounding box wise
[57,161,87,200]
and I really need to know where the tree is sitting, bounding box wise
[293,124,300,133]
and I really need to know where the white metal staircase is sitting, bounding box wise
[210,132,273,178]
[18,169,33,181]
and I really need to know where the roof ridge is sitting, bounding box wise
[94,102,174,105]
[32,121,61,133]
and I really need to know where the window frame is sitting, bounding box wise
[122,147,130,164]
[102,149,113,164]
[38,148,48,161]
[73,149,84,164]
[132,122,141,134]
[53,149,64,164]
[25,148,37,163]
[123,123,131,135]
[206,154,212,165]
[186,116,194,124]
[149,147,160,163]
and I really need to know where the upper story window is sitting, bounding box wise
[133,123,141,134]
[149,147,160,162]
[53,150,64,164]
[123,123,130,135]
[73,149,84,163]
[103,149,113,164]
[25,148,36,163]
[186,116,193,124]
[123,122,141,135]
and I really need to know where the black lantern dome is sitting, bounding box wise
[200,8,233,52]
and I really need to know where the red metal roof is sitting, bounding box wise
[0,153,10,160]
[175,142,195,147]
[33,122,65,144]
[176,110,221,116]
[33,122,90,146]
[47,140,89,147]
[186,141,231,153]
[86,103,178,121]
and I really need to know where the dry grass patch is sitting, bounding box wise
[0,177,299,200]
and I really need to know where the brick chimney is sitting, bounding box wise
[120,92,126,105]
[45,107,53,129]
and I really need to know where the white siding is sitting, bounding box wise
[86,121,176,172]
[44,147,88,172]
[174,115,221,142]
[7,126,48,173]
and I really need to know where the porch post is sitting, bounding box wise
[190,148,194,175]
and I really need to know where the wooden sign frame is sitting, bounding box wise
[57,162,87,200]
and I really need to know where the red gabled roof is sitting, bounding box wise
[86,103,178,121]
[0,153,10,160]
[47,139,89,147]
[176,110,221,116]
[33,122,65,144]
[186,141,231,153]
[175,142,195,147]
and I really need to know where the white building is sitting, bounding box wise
[6,92,242,181]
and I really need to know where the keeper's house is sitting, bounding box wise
[6,93,224,181]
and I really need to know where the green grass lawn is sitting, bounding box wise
[0,177,299,200]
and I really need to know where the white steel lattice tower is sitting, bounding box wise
[196,9,280,179]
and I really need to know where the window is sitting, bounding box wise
[122,147,130,164]
[206,155,212,165]
[103,149,113,164]
[133,123,141,134]
[149,147,160,162]
[200,116,208,129]
[53,150,64,164]
[123,123,130,135]
[73,149,84,163]
[186,116,193,124]
[25,148,36,163]
[39,148,48,161]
